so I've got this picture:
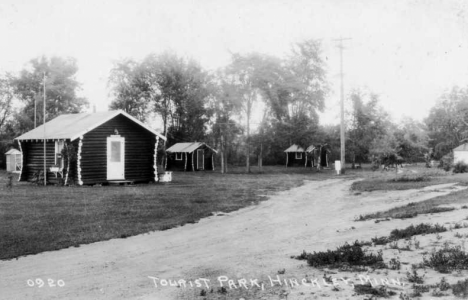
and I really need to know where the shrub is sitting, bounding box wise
[391,174,430,182]
[407,265,425,284]
[439,152,454,171]
[424,245,468,273]
[372,236,391,245]
[354,283,396,297]
[453,161,468,174]
[390,223,447,240]
[452,278,468,298]
[297,241,386,268]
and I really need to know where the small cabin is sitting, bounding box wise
[166,142,217,171]
[5,148,22,173]
[15,110,166,185]
[454,143,468,164]
[284,144,306,167]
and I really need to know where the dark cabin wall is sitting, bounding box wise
[20,141,56,181]
[80,114,156,184]
[286,152,306,167]
[166,153,187,171]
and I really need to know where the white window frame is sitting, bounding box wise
[175,153,183,160]
[295,152,303,159]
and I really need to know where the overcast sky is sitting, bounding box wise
[1,0,467,125]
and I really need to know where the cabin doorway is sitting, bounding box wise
[197,149,204,170]
[107,136,125,180]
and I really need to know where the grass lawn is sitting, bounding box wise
[350,164,468,221]
[0,166,339,260]
[350,164,468,192]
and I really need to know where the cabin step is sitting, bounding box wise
[107,180,134,186]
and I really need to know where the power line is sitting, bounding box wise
[334,37,352,174]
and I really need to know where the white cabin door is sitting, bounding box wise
[197,149,204,170]
[107,136,125,180]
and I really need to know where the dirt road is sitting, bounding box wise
[0,179,464,300]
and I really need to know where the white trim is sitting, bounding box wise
[184,152,187,171]
[69,110,166,141]
[197,149,205,170]
[296,152,302,159]
[17,141,23,181]
[77,136,83,185]
[154,137,159,182]
[192,152,195,171]
[175,153,183,160]
[107,136,125,180]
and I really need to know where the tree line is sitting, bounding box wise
[1,40,467,171]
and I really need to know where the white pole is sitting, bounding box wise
[43,72,46,186]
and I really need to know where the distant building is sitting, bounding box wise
[284,144,306,167]
[166,142,217,171]
[5,148,22,173]
[454,143,468,164]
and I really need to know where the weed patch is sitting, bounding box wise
[424,245,468,273]
[390,223,447,240]
[452,278,468,298]
[295,241,386,269]
[354,283,396,297]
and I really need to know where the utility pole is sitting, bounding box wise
[43,72,46,186]
[334,37,351,174]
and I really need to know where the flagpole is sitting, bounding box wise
[43,72,46,186]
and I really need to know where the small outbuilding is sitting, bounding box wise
[305,145,317,167]
[454,143,468,164]
[15,110,166,185]
[284,144,306,167]
[5,148,22,173]
[166,142,217,171]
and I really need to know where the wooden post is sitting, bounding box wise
[43,72,46,186]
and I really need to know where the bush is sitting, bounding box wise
[390,223,447,240]
[453,161,468,174]
[424,245,468,273]
[296,241,386,268]
[391,174,430,182]
[452,278,468,298]
[439,152,454,171]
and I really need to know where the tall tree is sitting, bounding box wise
[0,74,14,133]
[426,86,468,158]
[209,71,242,173]
[108,59,150,121]
[347,90,388,168]
[140,53,213,145]
[12,56,88,133]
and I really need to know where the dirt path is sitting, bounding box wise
[0,179,465,300]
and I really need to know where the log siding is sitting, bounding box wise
[80,114,156,184]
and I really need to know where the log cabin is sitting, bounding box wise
[15,110,166,185]
[165,142,217,171]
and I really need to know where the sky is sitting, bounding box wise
[1,0,467,126]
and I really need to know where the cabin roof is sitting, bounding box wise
[454,143,468,151]
[284,144,305,152]
[15,110,166,141]
[166,142,217,153]
[5,149,21,155]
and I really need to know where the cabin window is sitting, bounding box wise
[295,152,302,159]
[55,140,65,169]
[175,153,183,160]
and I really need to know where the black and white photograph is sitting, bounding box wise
[1,0,468,299]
